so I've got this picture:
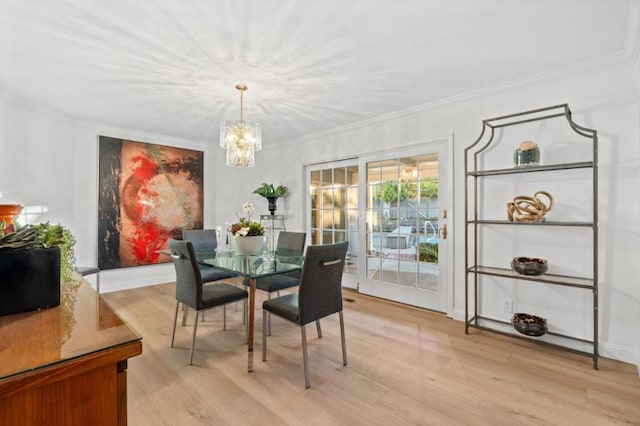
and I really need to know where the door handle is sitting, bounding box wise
[439,224,448,240]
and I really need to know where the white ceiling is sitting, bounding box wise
[0,0,634,146]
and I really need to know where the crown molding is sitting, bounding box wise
[287,9,640,149]
[623,0,640,67]
[0,88,80,125]
[286,49,635,149]
[0,88,214,148]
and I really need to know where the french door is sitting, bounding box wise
[358,142,449,312]
[306,140,450,312]
[307,159,359,289]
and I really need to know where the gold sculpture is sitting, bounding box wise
[506,190,554,222]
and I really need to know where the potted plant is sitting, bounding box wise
[253,183,289,215]
[0,222,77,316]
[230,202,265,255]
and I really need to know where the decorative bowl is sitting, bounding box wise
[512,313,547,337]
[510,257,548,276]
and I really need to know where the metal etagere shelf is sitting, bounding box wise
[464,103,599,369]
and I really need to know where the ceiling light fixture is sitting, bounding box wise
[219,84,262,168]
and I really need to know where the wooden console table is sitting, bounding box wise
[0,279,142,425]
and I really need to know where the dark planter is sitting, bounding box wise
[0,247,61,316]
[267,196,278,215]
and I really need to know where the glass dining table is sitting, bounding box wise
[203,250,303,372]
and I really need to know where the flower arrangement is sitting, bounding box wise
[231,202,265,236]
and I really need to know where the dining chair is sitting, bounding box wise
[182,229,238,283]
[242,231,306,335]
[262,241,349,389]
[182,229,239,322]
[168,239,248,365]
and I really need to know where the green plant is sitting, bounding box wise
[372,181,410,203]
[418,242,438,263]
[230,202,265,236]
[253,183,289,198]
[0,222,77,283]
[419,177,438,200]
[231,217,265,236]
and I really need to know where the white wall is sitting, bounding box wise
[214,58,640,365]
[0,93,218,292]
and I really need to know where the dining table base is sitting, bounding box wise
[247,277,256,372]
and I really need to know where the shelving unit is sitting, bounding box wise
[464,104,599,369]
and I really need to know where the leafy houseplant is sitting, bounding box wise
[253,183,289,214]
[253,183,289,198]
[0,222,78,316]
[0,223,77,283]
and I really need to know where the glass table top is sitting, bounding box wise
[203,250,302,279]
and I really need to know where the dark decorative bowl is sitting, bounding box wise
[511,257,548,276]
[512,313,547,336]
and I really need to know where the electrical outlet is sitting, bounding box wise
[502,298,513,313]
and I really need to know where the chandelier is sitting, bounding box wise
[219,84,262,168]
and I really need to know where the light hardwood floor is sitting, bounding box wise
[102,283,640,425]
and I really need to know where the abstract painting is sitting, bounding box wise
[98,136,204,269]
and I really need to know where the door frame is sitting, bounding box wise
[358,138,454,315]
[303,136,455,317]
[303,157,360,289]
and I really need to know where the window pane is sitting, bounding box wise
[334,167,347,185]
[321,169,332,186]
[346,165,358,184]
[367,161,382,184]
[311,229,321,245]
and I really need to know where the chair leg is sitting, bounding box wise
[262,310,268,361]
[95,272,100,294]
[223,304,227,331]
[301,325,310,389]
[316,320,322,338]
[189,310,200,365]
[171,301,179,348]
[235,276,240,312]
[267,293,272,336]
[339,311,347,366]
[181,303,189,326]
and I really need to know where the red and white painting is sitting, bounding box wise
[98,136,203,269]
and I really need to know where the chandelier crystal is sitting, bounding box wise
[220,84,262,168]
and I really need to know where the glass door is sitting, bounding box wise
[359,142,449,312]
[307,159,359,289]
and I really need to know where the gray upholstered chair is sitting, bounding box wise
[182,229,239,322]
[262,241,349,388]
[242,231,306,335]
[168,239,248,365]
[182,229,237,283]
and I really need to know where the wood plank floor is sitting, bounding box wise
[102,283,640,425]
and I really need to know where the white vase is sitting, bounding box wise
[234,235,265,256]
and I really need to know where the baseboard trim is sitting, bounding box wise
[100,272,176,293]
[598,342,637,365]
